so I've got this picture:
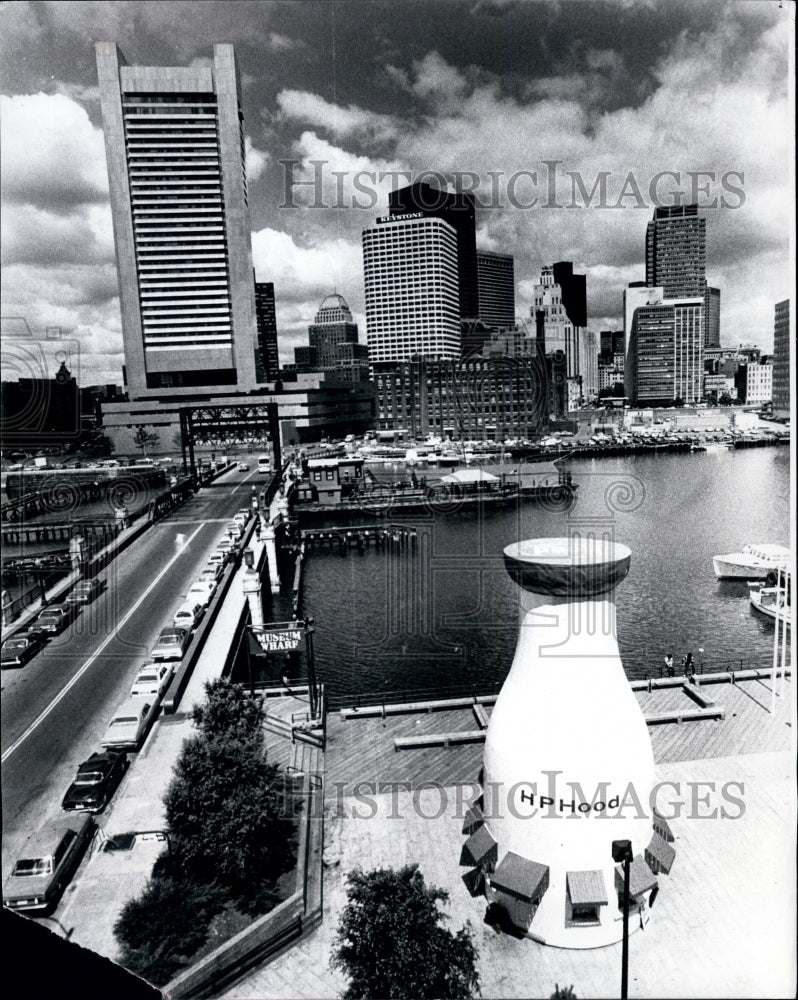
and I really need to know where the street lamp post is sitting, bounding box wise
[612,839,634,999]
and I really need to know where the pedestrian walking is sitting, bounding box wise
[664,653,674,677]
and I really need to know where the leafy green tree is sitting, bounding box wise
[163,680,292,911]
[331,864,480,999]
[133,425,159,456]
[113,856,226,985]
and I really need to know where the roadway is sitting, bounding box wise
[1,456,264,882]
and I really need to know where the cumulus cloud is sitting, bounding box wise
[245,135,270,182]
[0,93,109,209]
[277,90,397,144]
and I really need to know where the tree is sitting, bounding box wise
[331,864,480,1000]
[551,986,577,999]
[68,428,114,458]
[133,425,160,456]
[719,392,733,406]
[163,680,292,911]
[113,855,226,985]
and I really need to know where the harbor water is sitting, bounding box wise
[301,447,791,699]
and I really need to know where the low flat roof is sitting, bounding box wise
[567,870,609,906]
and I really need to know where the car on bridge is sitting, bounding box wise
[27,604,76,636]
[1,632,46,667]
[200,564,224,584]
[64,578,102,606]
[3,814,95,914]
[100,696,159,751]
[233,509,251,528]
[186,580,216,607]
[61,750,128,814]
[151,626,192,661]
[238,461,250,471]
[130,661,174,698]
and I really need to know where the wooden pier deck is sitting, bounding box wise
[325,674,792,792]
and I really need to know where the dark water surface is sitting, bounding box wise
[301,448,791,698]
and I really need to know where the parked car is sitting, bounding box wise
[3,814,95,914]
[130,661,173,698]
[207,550,228,569]
[1,632,46,667]
[64,578,101,606]
[186,580,216,608]
[226,521,244,540]
[238,461,249,471]
[28,604,75,635]
[200,564,224,584]
[233,510,250,528]
[100,696,159,751]
[61,750,128,813]
[151,626,192,661]
[173,601,204,631]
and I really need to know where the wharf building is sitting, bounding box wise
[771,300,790,421]
[96,42,374,450]
[734,360,772,405]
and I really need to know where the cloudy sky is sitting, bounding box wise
[0,0,793,385]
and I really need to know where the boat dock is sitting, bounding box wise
[300,525,418,552]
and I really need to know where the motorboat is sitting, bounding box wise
[749,573,791,628]
[713,543,790,580]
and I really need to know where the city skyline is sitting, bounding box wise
[0,0,793,386]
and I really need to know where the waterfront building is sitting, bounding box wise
[705,286,721,347]
[254,281,280,383]
[294,293,369,381]
[363,215,460,364]
[645,204,707,298]
[577,329,599,404]
[771,300,790,421]
[704,373,738,404]
[388,182,478,320]
[476,250,515,328]
[600,330,625,356]
[96,42,259,399]
[373,355,548,441]
[736,361,773,405]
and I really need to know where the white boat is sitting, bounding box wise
[749,580,791,627]
[713,543,790,580]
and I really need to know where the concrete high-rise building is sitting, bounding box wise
[704,286,721,347]
[388,182,478,319]
[771,299,790,420]
[476,250,515,328]
[624,286,704,405]
[645,204,707,298]
[600,330,625,357]
[96,42,258,399]
[363,215,460,365]
[254,281,279,382]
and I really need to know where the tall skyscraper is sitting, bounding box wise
[476,250,515,328]
[645,204,707,298]
[363,215,460,365]
[771,299,790,420]
[529,262,586,380]
[388,182,478,319]
[254,281,280,382]
[704,287,721,347]
[295,293,369,381]
[96,42,258,399]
